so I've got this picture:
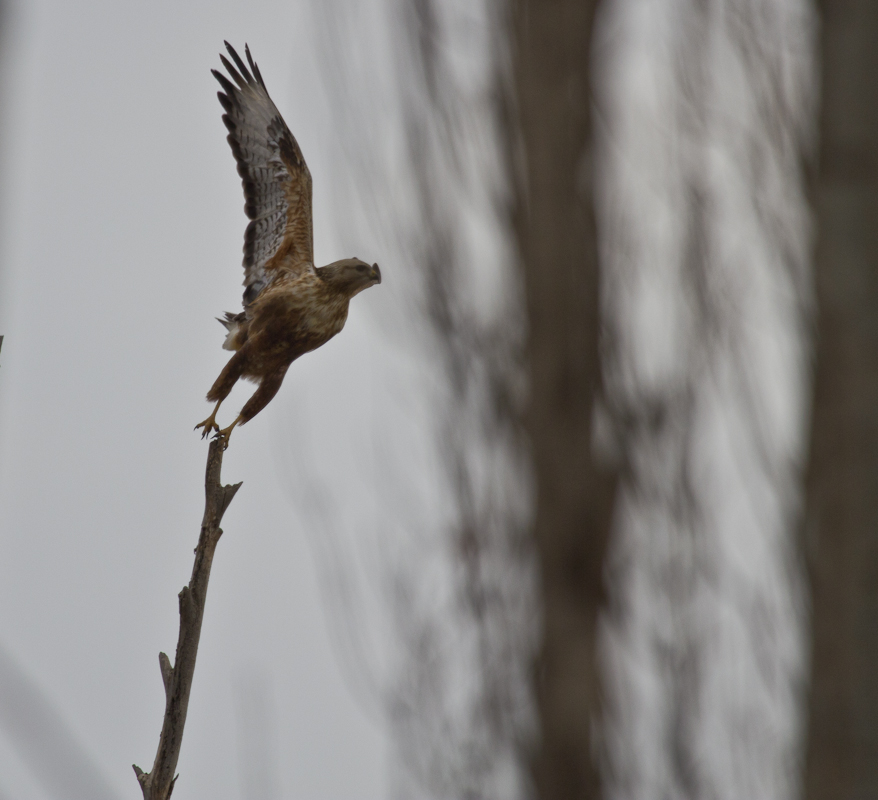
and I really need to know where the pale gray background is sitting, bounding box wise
[0,1,395,797]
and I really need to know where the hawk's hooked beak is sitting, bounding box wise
[371,263,382,284]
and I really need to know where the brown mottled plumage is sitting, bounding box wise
[196,43,381,446]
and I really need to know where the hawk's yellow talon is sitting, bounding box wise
[213,415,243,449]
[194,418,218,438]
[195,400,223,439]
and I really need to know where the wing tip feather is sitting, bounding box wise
[213,68,238,100]
[224,42,254,86]
[245,44,265,88]
[219,54,247,89]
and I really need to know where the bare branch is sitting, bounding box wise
[133,438,242,800]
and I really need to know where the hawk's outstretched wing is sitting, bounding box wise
[213,42,314,306]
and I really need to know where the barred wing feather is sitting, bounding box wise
[213,42,314,306]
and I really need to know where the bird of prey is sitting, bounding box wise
[196,42,381,446]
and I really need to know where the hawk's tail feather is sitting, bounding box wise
[217,311,246,351]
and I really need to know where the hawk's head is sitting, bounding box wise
[319,257,382,297]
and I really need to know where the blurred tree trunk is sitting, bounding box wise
[804,2,878,798]
[510,1,616,798]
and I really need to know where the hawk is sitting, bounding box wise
[196,42,381,446]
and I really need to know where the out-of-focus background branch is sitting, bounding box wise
[509,2,617,797]
[595,1,815,797]
[803,2,878,797]
[1,1,877,799]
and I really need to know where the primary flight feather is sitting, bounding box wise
[196,42,381,446]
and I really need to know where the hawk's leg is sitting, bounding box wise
[215,414,243,450]
[195,400,223,439]
[196,349,247,438]
[210,365,289,448]
[240,366,290,424]
[206,349,247,403]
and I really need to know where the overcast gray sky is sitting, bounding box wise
[0,1,398,797]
